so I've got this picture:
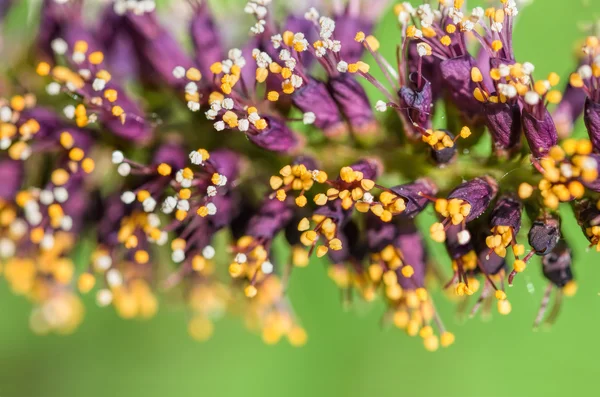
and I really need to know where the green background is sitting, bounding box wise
[2,1,600,396]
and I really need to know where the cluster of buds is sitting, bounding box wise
[0,0,599,351]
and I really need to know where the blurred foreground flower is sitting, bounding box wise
[0,0,599,350]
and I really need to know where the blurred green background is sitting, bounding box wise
[2,1,600,396]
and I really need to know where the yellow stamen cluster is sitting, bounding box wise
[485,226,524,258]
[435,198,472,225]
[271,164,326,207]
[535,140,596,210]
[298,215,341,256]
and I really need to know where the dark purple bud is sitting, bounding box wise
[152,142,187,170]
[522,107,558,158]
[439,55,482,118]
[395,221,427,289]
[389,178,438,218]
[483,100,522,156]
[398,73,433,131]
[553,82,588,139]
[448,176,498,222]
[189,1,223,78]
[292,77,346,138]
[247,116,299,153]
[0,157,23,200]
[246,197,294,240]
[542,241,573,287]
[121,10,193,88]
[366,214,398,253]
[429,130,457,166]
[328,74,376,137]
[477,246,505,276]
[490,195,523,233]
[528,216,560,256]
[584,98,600,152]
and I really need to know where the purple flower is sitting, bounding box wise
[328,74,376,139]
[447,177,498,223]
[490,195,523,233]
[389,178,437,218]
[584,98,600,152]
[189,1,223,78]
[395,220,427,289]
[0,157,23,200]
[247,116,299,153]
[398,74,433,132]
[440,55,483,121]
[542,241,573,288]
[522,107,558,158]
[528,216,561,256]
[483,101,522,156]
[98,86,153,143]
[292,77,346,139]
[246,197,295,240]
[429,130,457,166]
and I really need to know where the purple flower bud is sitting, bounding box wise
[476,245,505,276]
[292,77,346,138]
[189,1,223,78]
[553,82,588,139]
[448,176,498,222]
[315,200,352,228]
[584,98,600,152]
[97,86,153,143]
[522,107,558,158]
[0,157,23,200]
[483,100,522,156]
[208,149,241,182]
[246,197,294,240]
[328,74,376,137]
[490,195,523,233]
[247,116,299,153]
[389,178,438,218]
[542,241,573,287]
[439,55,482,119]
[333,18,372,64]
[528,216,560,256]
[395,221,427,289]
[398,74,433,131]
[429,130,457,166]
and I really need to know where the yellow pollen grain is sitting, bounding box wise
[36,62,51,76]
[210,62,223,74]
[267,91,280,101]
[104,89,118,102]
[354,31,365,42]
[365,35,380,51]
[491,40,503,52]
[157,163,172,176]
[440,35,451,46]
[88,51,104,65]
[186,67,202,81]
[51,169,70,186]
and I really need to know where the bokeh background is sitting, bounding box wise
[1,0,600,396]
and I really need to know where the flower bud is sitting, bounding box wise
[439,55,482,120]
[389,178,438,218]
[483,101,521,157]
[246,198,295,240]
[247,116,299,153]
[292,77,346,139]
[584,98,600,152]
[448,177,498,222]
[328,74,376,140]
[152,142,187,170]
[429,130,456,166]
[398,74,433,133]
[522,107,558,158]
[542,241,573,287]
[528,217,560,255]
[490,195,523,233]
[395,221,427,289]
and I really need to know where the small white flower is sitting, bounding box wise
[63,105,76,119]
[96,289,113,307]
[206,186,217,197]
[261,261,274,274]
[177,199,190,211]
[206,202,217,215]
[143,197,157,212]
[172,249,185,263]
[185,82,198,94]
[46,82,61,96]
[214,121,226,131]
[92,78,106,91]
[337,61,348,73]
[578,65,592,80]
[457,230,471,245]
[223,98,234,110]
[60,215,73,231]
[524,91,540,106]
[162,196,177,214]
[189,150,203,165]
[238,119,250,132]
[51,38,68,55]
[235,253,247,263]
[40,234,55,250]
[522,62,535,75]
[72,51,86,64]
[0,238,16,258]
[106,269,123,287]
[53,187,68,203]
[39,190,54,205]
[188,101,200,112]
